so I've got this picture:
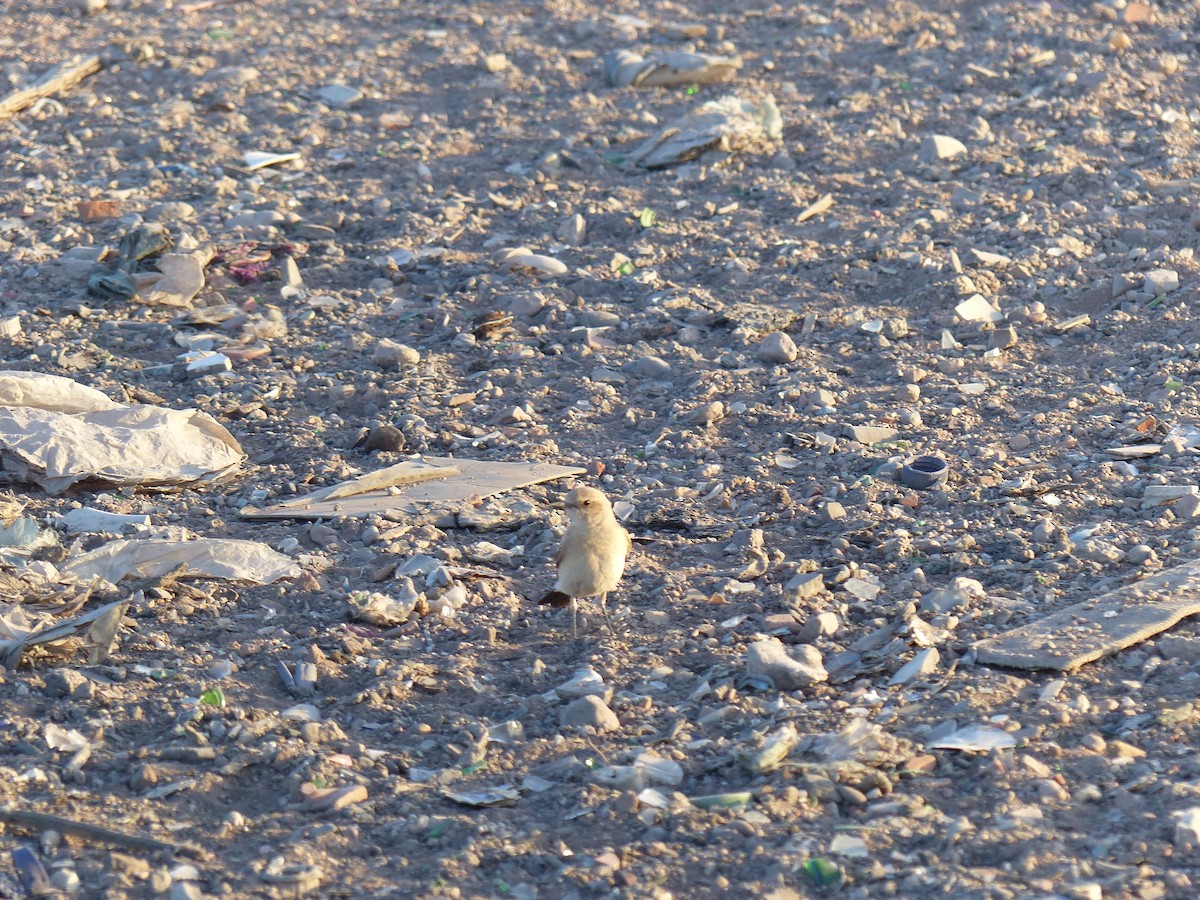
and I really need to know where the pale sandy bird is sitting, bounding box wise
[539,485,631,637]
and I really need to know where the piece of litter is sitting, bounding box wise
[690,792,753,810]
[796,193,834,224]
[604,48,741,87]
[0,517,46,549]
[443,786,521,808]
[182,350,232,376]
[627,94,782,169]
[926,724,1018,752]
[242,457,584,520]
[829,834,870,858]
[1055,314,1091,331]
[954,294,1003,324]
[324,460,459,501]
[60,508,151,535]
[0,371,244,493]
[975,557,1200,671]
[45,724,89,752]
[61,538,300,585]
[0,598,129,670]
[241,151,301,171]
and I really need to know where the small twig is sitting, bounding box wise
[0,806,208,860]
[0,56,102,122]
[796,192,834,224]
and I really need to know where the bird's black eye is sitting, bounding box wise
[582,499,591,506]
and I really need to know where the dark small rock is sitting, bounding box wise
[363,425,406,453]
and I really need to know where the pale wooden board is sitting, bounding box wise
[0,56,102,121]
[974,558,1200,671]
[240,457,585,520]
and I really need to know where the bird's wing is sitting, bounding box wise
[555,541,566,567]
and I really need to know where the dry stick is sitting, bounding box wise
[0,56,102,122]
[0,806,208,860]
[796,193,834,224]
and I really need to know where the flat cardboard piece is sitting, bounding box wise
[975,558,1200,671]
[240,457,585,520]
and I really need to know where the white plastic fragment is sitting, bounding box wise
[955,294,1003,324]
[59,508,151,534]
[829,834,870,858]
[604,48,742,88]
[45,723,89,752]
[181,350,233,376]
[494,247,568,276]
[927,724,1017,752]
[0,371,245,493]
[61,538,300,585]
[242,150,301,171]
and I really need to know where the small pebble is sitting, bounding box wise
[372,339,420,369]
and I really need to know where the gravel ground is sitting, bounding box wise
[2,0,1200,897]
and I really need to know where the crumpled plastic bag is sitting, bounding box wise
[60,537,300,585]
[0,371,244,493]
[627,94,783,169]
[604,49,742,87]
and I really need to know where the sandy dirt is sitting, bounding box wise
[1,0,1200,897]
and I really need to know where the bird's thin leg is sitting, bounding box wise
[599,592,615,634]
[570,597,578,639]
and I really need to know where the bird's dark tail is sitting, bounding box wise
[539,590,571,608]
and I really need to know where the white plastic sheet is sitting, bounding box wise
[0,371,244,493]
[61,538,299,585]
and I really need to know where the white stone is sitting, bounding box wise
[843,577,882,601]
[317,84,362,108]
[756,331,798,364]
[798,611,839,642]
[745,638,827,690]
[372,339,420,369]
[1144,269,1180,295]
[919,134,967,162]
[968,248,1014,267]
